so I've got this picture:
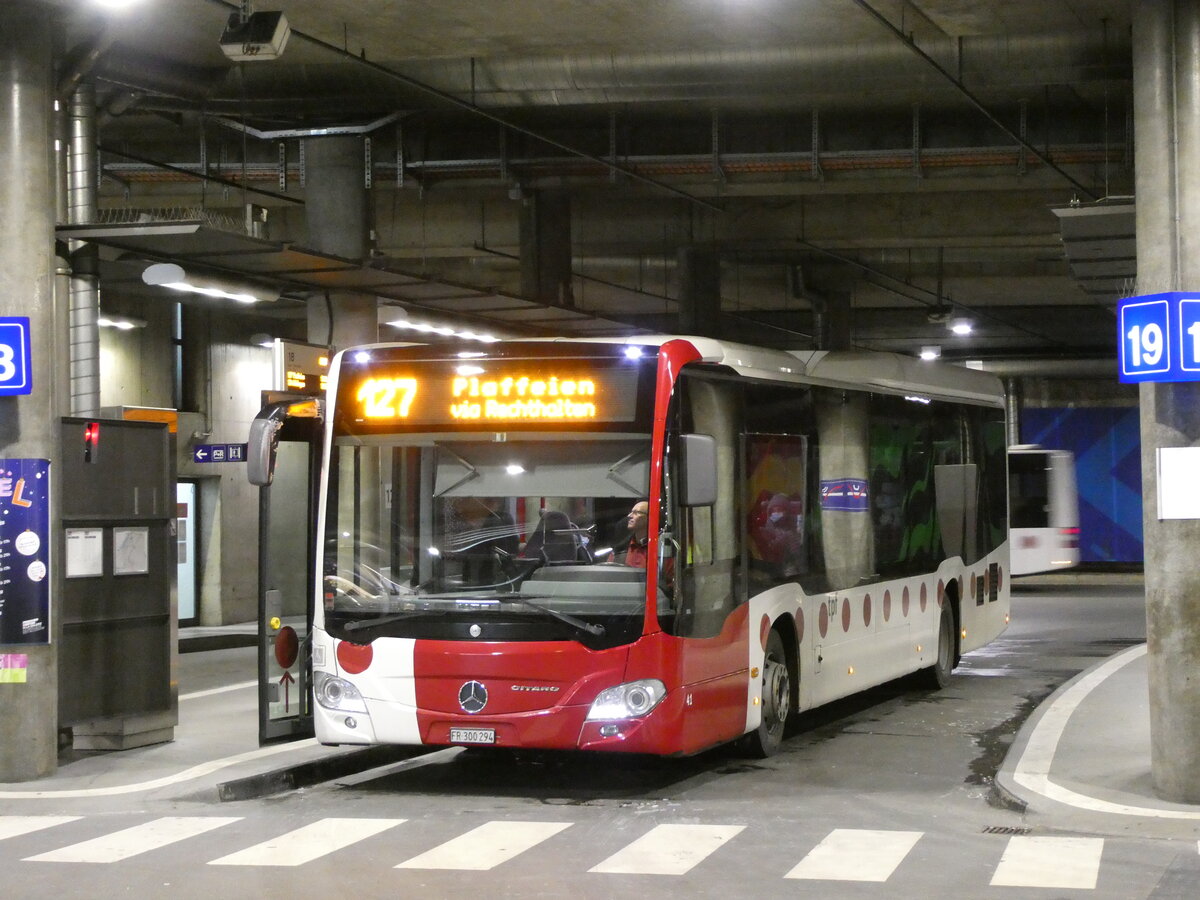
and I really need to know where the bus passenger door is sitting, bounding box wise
[255,410,321,744]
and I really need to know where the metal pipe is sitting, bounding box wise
[67,83,100,417]
[850,0,1101,201]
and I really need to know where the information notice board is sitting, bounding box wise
[0,459,51,644]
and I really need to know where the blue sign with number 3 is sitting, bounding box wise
[1117,292,1200,383]
[0,317,32,397]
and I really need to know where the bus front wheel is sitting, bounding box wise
[740,629,791,758]
[918,602,956,689]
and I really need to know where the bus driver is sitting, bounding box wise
[619,500,650,567]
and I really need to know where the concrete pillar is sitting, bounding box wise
[812,292,853,351]
[676,247,721,337]
[519,190,574,307]
[0,2,61,782]
[302,136,377,352]
[1133,0,1200,803]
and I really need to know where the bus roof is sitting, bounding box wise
[337,335,1005,407]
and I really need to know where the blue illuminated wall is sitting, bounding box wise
[1021,407,1144,563]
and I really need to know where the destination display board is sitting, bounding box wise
[337,352,654,432]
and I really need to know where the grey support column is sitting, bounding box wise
[676,247,721,337]
[303,136,377,351]
[810,291,853,351]
[1134,0,1200,803]
[519,190,574,307]
[0,2,61,782]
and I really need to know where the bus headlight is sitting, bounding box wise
[314,671,368,713]
[585,679,666,721]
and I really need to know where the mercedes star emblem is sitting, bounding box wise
[458,680,488,714]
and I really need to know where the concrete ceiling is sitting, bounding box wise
[46,0,1137,362]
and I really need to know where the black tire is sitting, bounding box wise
[917,601,955,689]
[740,629,792,758]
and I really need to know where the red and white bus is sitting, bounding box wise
[250,336,1010,757]
[1008,445,1080,576]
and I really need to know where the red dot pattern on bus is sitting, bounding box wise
[902,586,910,618]
[883,589,892,623]
[337,640,374,674]
[795,608,804,644]
[759,614,771,651]
[840,598,851,633]
[862,594,872,628]
[818,602,829,638]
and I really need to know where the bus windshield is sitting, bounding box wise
[322,433,652,646]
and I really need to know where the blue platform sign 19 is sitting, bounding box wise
[0,317,32,396]
[1117,292,1200,383]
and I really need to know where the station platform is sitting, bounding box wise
[994,622,1200,839]
[5,577,1200,841]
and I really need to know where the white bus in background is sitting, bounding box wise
[1008,445,1080,576]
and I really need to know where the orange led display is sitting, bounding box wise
[357,377,419,418]
[343,361,643,427]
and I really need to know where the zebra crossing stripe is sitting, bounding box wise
[396,821,571,870]
[990,835,1104,889]
[0,817,82,842]
[784,828,923,882]
[23,817,241,863]
[588,824,745,875]
[209,818,405,867]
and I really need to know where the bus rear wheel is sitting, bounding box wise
[918,602,955,689]
[740,629,791,758]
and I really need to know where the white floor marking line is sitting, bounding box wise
[0,739,319,799]
[209,818,405,867]
[990,835,1104,889]
[396,820,571,870]
[784,829,923,882]
[24,816,241,863]
[0,817,82,842]
[180,681,258,701]
[1011,643,1200,820]
[588,824,745,875]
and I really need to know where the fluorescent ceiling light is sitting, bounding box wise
[949,317,973,336]
[97,314,146,330]
[919,345,941,360]
[142,262,279,305]
[385,318,499,343]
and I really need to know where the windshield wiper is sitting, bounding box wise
[495,595,605,637]
[342,609,449,633]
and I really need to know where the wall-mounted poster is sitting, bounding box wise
[0,459,51,645]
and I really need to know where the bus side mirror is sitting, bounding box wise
[681,433,717,507]
[247,397,322,486]
[247,416,282,486]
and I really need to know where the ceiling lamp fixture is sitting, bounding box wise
[142,263,279,305]
[919,345,941,361]
[948,317,974,336]
[219,5,291,62]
